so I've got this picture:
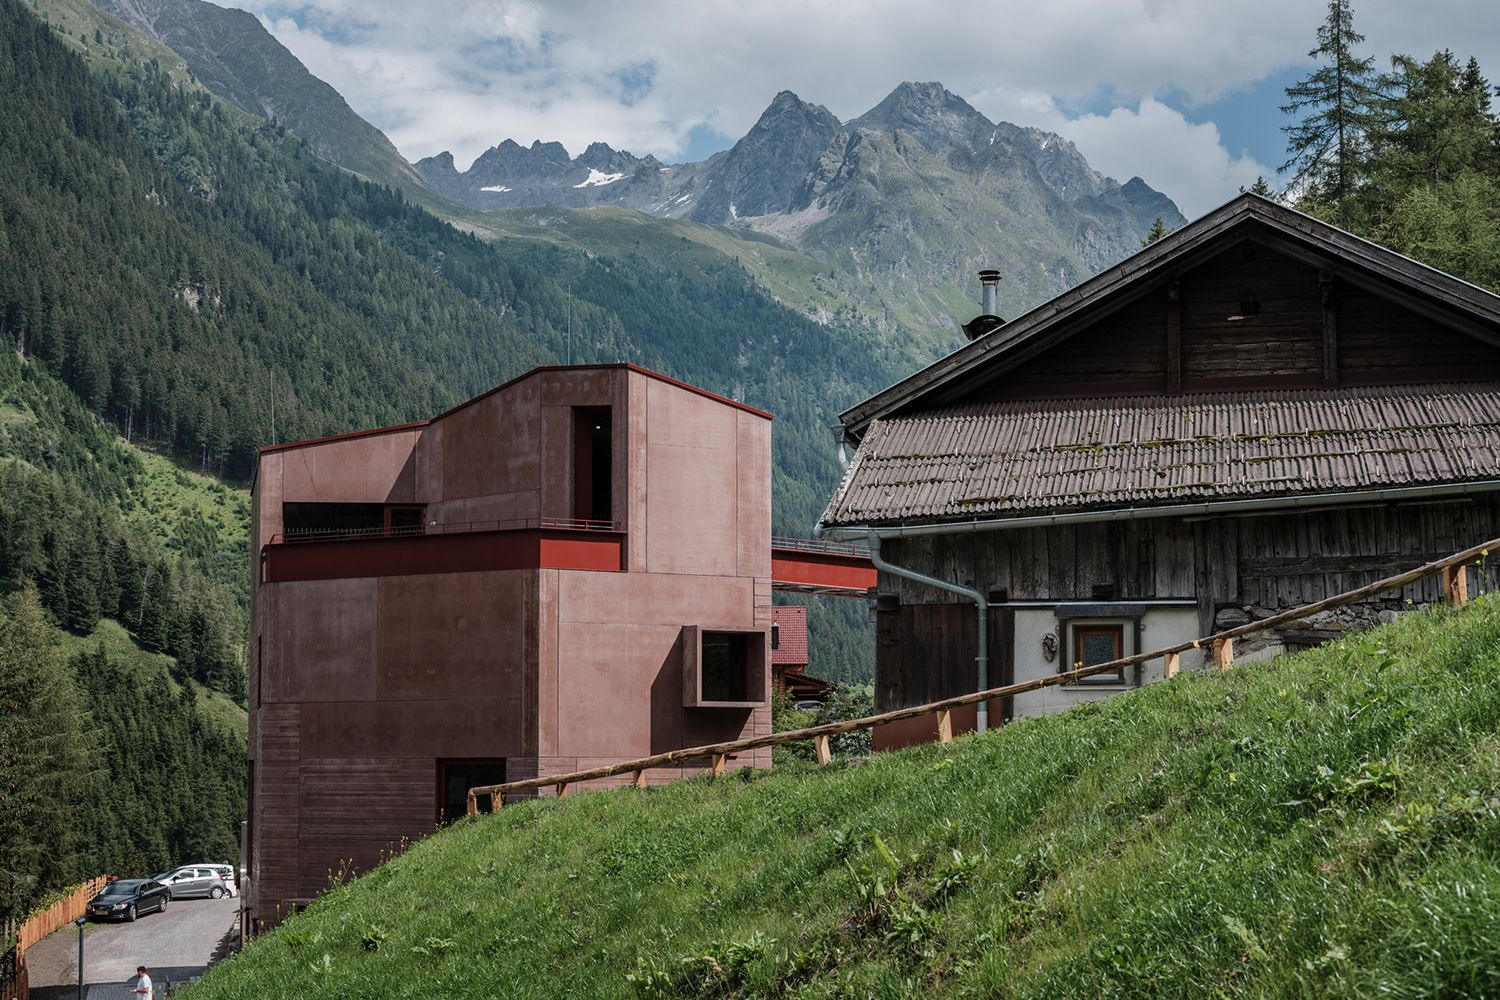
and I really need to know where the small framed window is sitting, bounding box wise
[681,626,768,707]
[1065,621,1129,685]
[771,623,781,650]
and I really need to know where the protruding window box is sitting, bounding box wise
[681,626,769,708]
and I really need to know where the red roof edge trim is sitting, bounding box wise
[258,420,430,455]
[258,364,771,458]
[435,364,774,423]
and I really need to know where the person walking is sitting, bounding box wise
[131,965,154,1000]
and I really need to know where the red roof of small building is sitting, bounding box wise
[771,606,809,667]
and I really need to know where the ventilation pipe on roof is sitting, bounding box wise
[866,532,990,734]
[962,269,1006,341]
[979,268,1001,317]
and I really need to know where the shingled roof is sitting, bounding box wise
[822,383,1500,527]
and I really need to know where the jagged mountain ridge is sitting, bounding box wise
[419,82,1183,317]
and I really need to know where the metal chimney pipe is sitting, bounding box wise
[978,269,1002,317]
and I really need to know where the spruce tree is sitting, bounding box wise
[1281,0,1382,224]
[0,588,95,925]
[1140,217,1174,247]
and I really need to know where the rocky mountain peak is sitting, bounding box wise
[849,81,993,153]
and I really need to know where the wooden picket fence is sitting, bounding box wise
[2,876,110,1000]
[468,537,1496,815]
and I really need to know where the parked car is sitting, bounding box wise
[152,865,233,899]
[86,879,168,921]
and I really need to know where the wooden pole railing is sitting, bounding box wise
[468,537,1496,815]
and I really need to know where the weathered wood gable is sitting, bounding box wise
[841,195,1500,434]
[939,237,1500,404]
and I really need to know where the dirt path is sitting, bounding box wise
[25,895,238,999]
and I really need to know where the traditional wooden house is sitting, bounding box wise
[819,194,1500,747]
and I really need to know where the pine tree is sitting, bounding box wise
[0,588,95,925]
[1281,0,1382,224]
[1140,217,1174,247]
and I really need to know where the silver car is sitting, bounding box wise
[154,866,232,899]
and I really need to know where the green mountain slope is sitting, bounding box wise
[193,598,1500,998]
[7,0,881,677]
[91,0,427,194]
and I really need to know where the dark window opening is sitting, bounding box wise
[1229,293,1261,321]
[683,626,767,707]
[283,502,385,538]
[702,632,751,702]
[572,407,613,523]
[438,759,506,825]
[771,623,781,650]
[388,506,424,532]
[1069,624,1127,684]
[281,502,425,540]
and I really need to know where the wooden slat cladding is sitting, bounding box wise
[879,498,1500,609]
[976,294,1168,398]
[1338,285,1500,383]
[1178,243,1323,383]
[875,602,1007,711]
[941,239,1500,407]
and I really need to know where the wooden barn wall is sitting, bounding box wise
[878,497,1500,700]
[874,603,1009,712]
[967,239,1500,402]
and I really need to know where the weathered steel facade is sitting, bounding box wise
[823,195,1500,740]
[248,365,773,929]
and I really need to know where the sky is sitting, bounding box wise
[239,0,1500,219]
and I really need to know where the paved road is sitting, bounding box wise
[26,895,239,999]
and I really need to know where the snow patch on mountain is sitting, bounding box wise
[480,184,511,193]
[574,169,625,188]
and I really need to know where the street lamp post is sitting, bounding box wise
[74,915,85,1000]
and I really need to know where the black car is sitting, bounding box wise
[86,879,169,921]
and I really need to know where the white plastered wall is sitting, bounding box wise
[1010,606,1205,717]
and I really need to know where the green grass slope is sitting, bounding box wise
[194,599,1500,998]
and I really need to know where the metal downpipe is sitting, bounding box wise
[866,532,990,733]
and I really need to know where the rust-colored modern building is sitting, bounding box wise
[247,364,773,929]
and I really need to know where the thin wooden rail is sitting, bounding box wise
[468,537,1495,815]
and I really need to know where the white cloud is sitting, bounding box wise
[238,0,1498,213]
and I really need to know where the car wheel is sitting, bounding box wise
[126,904,137,922]
[210,886,225,899]
[160,895,169,912]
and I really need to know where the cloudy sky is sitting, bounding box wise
[240,0,1499,218]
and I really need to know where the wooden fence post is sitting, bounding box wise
[1212,638,1233,671]
[712,754,727,777]
[935,710,953,743]
[632,769,648,788]
[1444,565,1469,606]
[1163,651,1180,679]
[465,793,477,818]
[813,735,832,766]
[556,782,570,798]
[489,792,503,812]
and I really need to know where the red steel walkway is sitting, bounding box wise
[770,537,875,598]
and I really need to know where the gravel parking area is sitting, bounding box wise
[25,895,239,998]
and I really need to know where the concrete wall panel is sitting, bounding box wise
[279,429,422,504]
[375,571,528,700]
[737,410,773,578]
[644,378,742,576]
[554,622,683,756]
[299,698,524,759]
[270,579,377,703]
[557,571,753,627]
[429,380,541,502]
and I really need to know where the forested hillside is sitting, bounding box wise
[0,350,246,931]
[7,0,907,685]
